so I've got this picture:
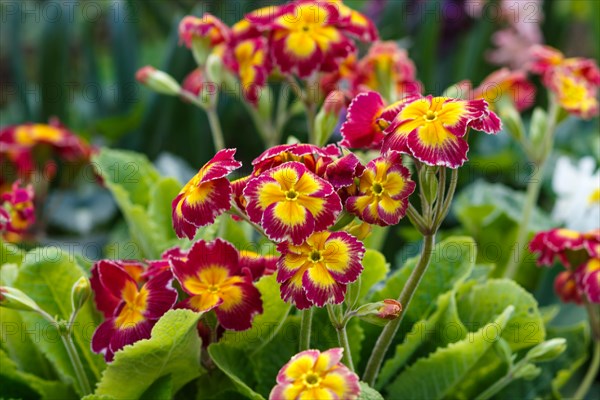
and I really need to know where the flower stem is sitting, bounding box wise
[299,307,314,351]
[336,325,354,372]
[574,300,600,399]
[206,108,226,151]
[362,233,436,386]
[574,340,600,400]
[60,333,92,396]
[504,98,559,280]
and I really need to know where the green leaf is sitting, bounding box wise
[208,343,265,400]
[359,249,390,301]
[220,274,291,351]
[385,306,514,398]
[0,349,75,399]
[454,181,553,288]
[456,279,545,351]
[377,291,467,390]
[140,375,173,400]
[13,248,104,394]
[92,148,185,258]
[498,321,591,399]
[372,236,476,327]
[358,382,384,400]
[1,241,25,266]
[95,310,204,400]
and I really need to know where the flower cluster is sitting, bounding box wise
[342,92,502,168]
[0,121,92,184]
[529,45,600,119]
[90,240,269,361]
[270,348,360,399]
[530,228,600,304]
[177,0,378,104]
[0,181,35,239]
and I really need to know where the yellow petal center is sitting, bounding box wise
[302,372,323,388]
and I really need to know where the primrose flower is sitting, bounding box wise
[181,68,204,97]
[276,230,364,309]
[1,122,91,179]
[354,41,420,97]
[346,151,416,226]
[142,247,188,281]
[91,262,177,361]
[244,162,342,244]
[577,258,600,303]
[90,260,146,318]
[1,181,35,238]
[269,348,360,400]
[470,68,536,112]
[170,238,263,330]
[340,91,419,149]
[252,143,340,176]
[529,45,600,119]
[529,228,599,269]
[179,14,230,48]
[172,148,242,239]
[240,250,279,281]
[227,37,272,104]
[267,0,374,78]
[382,95,501,168]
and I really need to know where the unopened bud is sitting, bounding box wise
[136,66,181,96]
[0,286,42,313]
[526,338,567,363]
[514,363,541,380]
[315,90,345,146]
[345,220,372,241]
[355,299,402,326]
[71,277,91,314]
[554,271,582,304]
[498,100,525,141]
[206,53,224,85]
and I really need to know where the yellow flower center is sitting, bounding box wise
[302,372,322,388]
[372,182,385,196]
[424,110,437,122]
[286,189,299,201]
[588,188,600,205]
[375,118,390,131]
[302,25,310,32]
[114,282,148,329]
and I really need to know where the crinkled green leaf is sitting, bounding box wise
[95,310,204,399]
[385,306,514,398]
[93,148,184,259]
[0,346,75,399]
[220,274,291,351]
[13,248,104,395]
[456,279,545,351]
[140,374,173,400]
[208,343,264,400]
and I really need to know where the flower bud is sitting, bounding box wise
[71,277,91,314]
[526,338,567,363]
[0,286,42,313]
[206,53,224,86]
[554,271,582,304]
[315,90,345,146]
[514,363,541,381]
[355,299,402,326]
[136,66,181,96]
[498,100,525,142]
[529,107,549,159]
[345,220,372,241]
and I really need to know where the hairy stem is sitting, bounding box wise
[299,307,314,351]
[206,108,226,151]
[61,334,92,395]
[362,233,436,386]
[504,98,560,279]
